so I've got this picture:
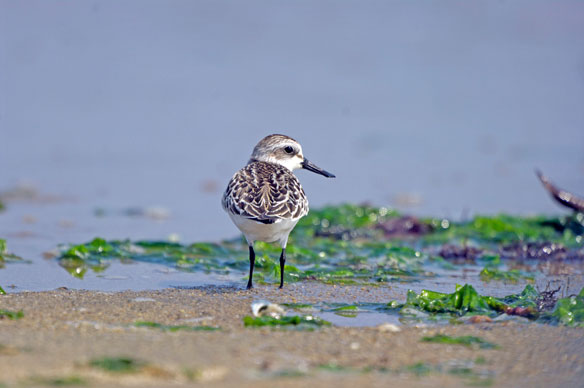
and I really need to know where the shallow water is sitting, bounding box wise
[318,310,402,328]
[1,1,584,296]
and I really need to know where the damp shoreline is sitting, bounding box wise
[1,285,583,387]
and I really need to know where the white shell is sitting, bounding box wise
[251,300,286,318]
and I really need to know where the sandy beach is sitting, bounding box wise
[1,284,583,387]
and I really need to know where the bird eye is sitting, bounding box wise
[284,146,294,154]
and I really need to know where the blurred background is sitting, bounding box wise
[1,0,583,249]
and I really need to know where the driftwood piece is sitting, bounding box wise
[536,170,584,213]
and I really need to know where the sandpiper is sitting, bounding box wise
[222,134,335,289]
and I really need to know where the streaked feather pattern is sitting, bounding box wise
[222,161,309,224]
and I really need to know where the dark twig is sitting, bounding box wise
[536,281,561,312]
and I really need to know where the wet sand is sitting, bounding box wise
[1,283,583,387]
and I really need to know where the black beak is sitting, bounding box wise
[301,158,336,178]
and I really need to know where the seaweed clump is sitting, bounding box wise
[479,267,534,283]
[390,283,584,326]
[54,204,584,288]
[0,309,24,320]
[89,357,145,373]
[243,315,330,329]
[55,234,429,286]
[389,284,539,319]
[0,239,23,268]
[540,288,584,327]
[133,321,220,332]
[428,214,578,245]
[296,204,399,240]
[421,334,498,349]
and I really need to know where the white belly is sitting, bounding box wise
[228,213,300,247]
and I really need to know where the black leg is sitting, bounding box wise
[279,248,286,289]
[246,245,255,290]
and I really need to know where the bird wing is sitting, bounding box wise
[222,162,309,223]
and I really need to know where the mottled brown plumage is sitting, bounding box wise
[222,161,309,224]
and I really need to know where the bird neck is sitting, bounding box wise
[248,158,295,172]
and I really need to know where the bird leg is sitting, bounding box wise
[279,248,286,289]
[247,245,255,290]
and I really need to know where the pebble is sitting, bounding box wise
[377,323,401,333]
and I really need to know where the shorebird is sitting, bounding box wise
[222,134,335,289]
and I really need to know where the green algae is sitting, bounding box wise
[56,235,428,285]
[89,357,145,373]
[295,203,399,237]
[64,237,115,258]
[329,304,358,317]
[0,309,24,320]
[401,361,494,385]
[243,315,331,328]
[479,267,534,283]
[424,214,583,246]
[317,362,354,373]
[405,362,433,376]
[429,256,457,270]
[58,238,242,279]
[389,284,539,320]
[451,215,560,243]
[467,378,495,387]
[52,204,583,289]
[309,360,493,387]
[0,239,23,268]
[271,369,308,378]
[389,283,584,326]
[421,334,498,349]
[398,284,504,316]
[0,285,5,295]
[271,360,493,385]
[28,375,88,386]
[273,360,493,386]
[498,284,540,309]
[474,356,487,365]
[46,376,87,386]
[133,321,220,332]
[281,303,314,309]
[49,199,584,325]
[332,305,358,311]
[314,362,385,374]
[478,254,501,266]
[541,288,584,327]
